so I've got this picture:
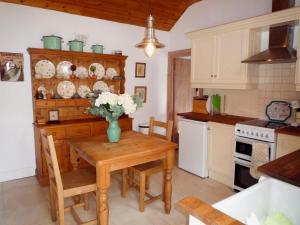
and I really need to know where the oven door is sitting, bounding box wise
[235,136,273,161]
[233,158,258,191]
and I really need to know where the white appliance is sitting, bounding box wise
[233,119,287,191]
[178,118,208,178]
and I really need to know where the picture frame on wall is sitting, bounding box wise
[135,62,146,78]
[0,52,24,81]
[48,110,59,123]
[134,86,147,103]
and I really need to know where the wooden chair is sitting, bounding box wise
[121,117,173,212]
[41,130,97,225]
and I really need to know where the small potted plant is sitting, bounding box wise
[90,65,97,79]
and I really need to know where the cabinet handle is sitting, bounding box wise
[214,75,217,78]
[211,74,213,78]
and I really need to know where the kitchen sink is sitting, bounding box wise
[213,177,300,224]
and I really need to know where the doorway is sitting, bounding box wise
[167,49,196,143]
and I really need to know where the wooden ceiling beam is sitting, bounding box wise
[0,0,201,30]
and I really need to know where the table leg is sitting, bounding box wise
[164,150,174,214]
[96,163,111,225]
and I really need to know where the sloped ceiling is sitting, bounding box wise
[0,0,201,31]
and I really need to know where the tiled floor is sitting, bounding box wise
[0,167,233,225]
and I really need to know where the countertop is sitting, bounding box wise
[177,197,243,225]
[258,149,300,187]
[276,126,300,137]
[177,112,254,126]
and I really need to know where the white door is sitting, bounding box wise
[215,29,248,84]
[179,119,208,177]
[191,36,216,86]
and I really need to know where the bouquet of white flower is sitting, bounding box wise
[88,92,142,142]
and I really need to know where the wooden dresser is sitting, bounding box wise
[28,48,132,186]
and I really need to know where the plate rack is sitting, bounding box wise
[28,48,127,123]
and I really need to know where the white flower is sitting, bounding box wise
[117,93,137,114]
[95,92,118,106]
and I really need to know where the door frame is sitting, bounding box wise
[167,49,191,121]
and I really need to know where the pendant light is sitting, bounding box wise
[136,14,165,57]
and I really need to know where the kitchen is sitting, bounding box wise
[0,0,300,225]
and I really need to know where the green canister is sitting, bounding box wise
[91,44,104,53]
[67,40,84,52]
[41,35,63,50]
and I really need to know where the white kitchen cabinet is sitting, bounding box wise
[190,29,253,89]
[191,36,215,84]
[208,122,235,187]
[276,134,300,158]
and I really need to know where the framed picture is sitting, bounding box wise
[134,86,147,103]
[135,62,146,78]
[48,110,59,123]
[0,52,24,81]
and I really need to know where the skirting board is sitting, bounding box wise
[0,166,35,182]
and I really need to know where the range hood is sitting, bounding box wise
[242,0,297,64]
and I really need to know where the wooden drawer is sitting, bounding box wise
[91,121,107,136]
[45,127,66,139]
[36,100,56,108]
[55,100,76,107]
[66,125,91,138]
[75,99,91,106]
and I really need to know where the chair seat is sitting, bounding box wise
[133,161,162,172]
[62,168,96,190]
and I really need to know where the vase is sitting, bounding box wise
[107,120,121,143]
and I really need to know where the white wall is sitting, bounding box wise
[170,0,273,51]
[0,2,169,182]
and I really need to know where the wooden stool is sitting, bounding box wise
[41,130,97,225]
[121,117,173,212]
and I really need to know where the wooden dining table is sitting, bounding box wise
[68,130,177,225]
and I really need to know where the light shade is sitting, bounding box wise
[136,14,165,57]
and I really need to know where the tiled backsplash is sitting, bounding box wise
[204,63,300,120]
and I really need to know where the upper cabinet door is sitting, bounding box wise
[191,36,216,87]
[215,29,249,84]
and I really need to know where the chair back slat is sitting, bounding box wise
[148,117,173,142]
[40,129,64,193]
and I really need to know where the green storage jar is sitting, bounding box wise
[67,40,84,52]
[91,44,104,54]
[41,35,63,50]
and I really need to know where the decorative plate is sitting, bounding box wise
[106,67,118,79]
[77,85,91,98]
[74,66,88,79]
[89,63,105,79]
[93,81,109,92]
[57,81,76,99]
[266,101,292,122]
[56,61,73,79]
[35,60,55,79]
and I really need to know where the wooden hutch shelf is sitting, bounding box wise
[28,48,132,186]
